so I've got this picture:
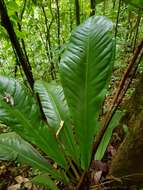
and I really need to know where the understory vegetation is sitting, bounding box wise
[0,0,143,190]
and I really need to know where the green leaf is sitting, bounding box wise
[0,76,68,169]
[34,81,80,165]
[0,132,62,180]
[124,0,143,7]
[95,111,124,160]
[7,1,19,12]
[16,30,26,39]
[60,16,115,169]
[32,173,59,190]
[96,0,105,4]
[7,1,19,17]
[34,81,69,128]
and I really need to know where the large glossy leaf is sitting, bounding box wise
[60,16,115,169]
[0,132,62,180]
[34,81,80,165]
[0,76,68,169]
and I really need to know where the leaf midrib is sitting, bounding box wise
[84,23,91,137]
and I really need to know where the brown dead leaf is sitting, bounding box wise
[92,160,108,173]
[107,145,116,157]
[94,171,102,182]
[24,181,32,189]
[7,184,21,190]
[15,175,29,184]
[0,165,6,175]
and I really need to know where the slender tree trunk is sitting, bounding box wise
[55,0,61,63]
[81,0,84,22]
[90,0,96,16]
[0,0,47,121]
[69,0,73,32]
[133,9,142,51]
[75,0,80,25]
[14,0,27,76]
[103,0,106,15]
[112,0,116,9]
[0,0,34,89]
[41,4,56,80]
[16,0,32,78]
[115,0,122,38]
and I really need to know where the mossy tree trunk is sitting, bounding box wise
[110,74,143,188]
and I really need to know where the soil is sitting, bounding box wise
[0,161,43,190]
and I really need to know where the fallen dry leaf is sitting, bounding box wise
[94,171,102,182]
[15,175,26,184]
[7,184,21,190]
[24,181,32,189]
[91,160,108,173]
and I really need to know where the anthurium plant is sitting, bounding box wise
[0,16,115,189]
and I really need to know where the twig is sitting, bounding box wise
[75,171,87,190]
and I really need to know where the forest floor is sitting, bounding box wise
[0,161,44,190]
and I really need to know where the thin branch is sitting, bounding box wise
[41,4,56,80]
[133,8,142,51]
[75,171,87,190]
[55,0,61,63]
[20,0,27,21]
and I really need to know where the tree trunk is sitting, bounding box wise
[90,0,96,16]
[0,0,47,121]
[0,0,34,90]
[55,0,61,63]
[110,74,143,188]
[41,4,56,80]
[75,0,80,25]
